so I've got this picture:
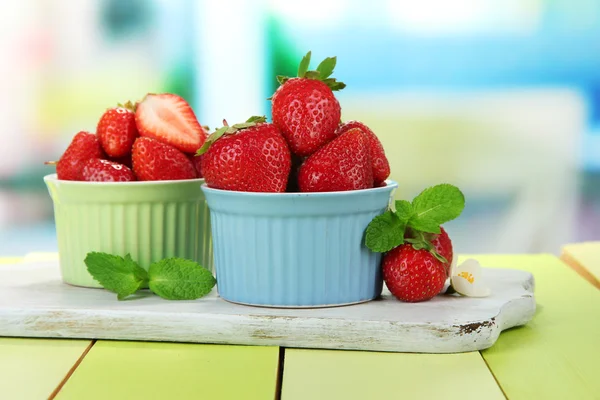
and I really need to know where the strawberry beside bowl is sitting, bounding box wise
[201,180,398,308]
[44,174,213,288]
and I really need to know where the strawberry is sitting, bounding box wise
[199,116,291,192]
[189,154,203,178]
[132,137,197,181]
[431,227,453,277]
[271,51,345,157]
[97,102,139,157]
[405,226,454,277]
[80,159,136,182]
[383,244,447,303]
[135,93,208,153]
[335,121,390,186]
[108,154,133,169]
[298,128,373,192]
[52,131,105,180]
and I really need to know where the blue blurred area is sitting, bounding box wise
[0,0,599,257]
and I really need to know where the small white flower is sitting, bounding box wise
[449,256,491,297]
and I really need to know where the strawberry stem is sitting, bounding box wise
[275,50,346,91]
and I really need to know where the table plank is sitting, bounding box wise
[560,242,600,289]
[0,338,92,400]
[281,349,504,400]
[470,254,600,400]
[55,341,280,400]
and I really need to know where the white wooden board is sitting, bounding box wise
[0,262,535,353]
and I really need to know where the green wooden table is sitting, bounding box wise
[1,251,599,400]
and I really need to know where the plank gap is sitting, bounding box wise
[274,347,285,400]
[560,252,600,290]
[48,340,96,399]
[479,351,508,400]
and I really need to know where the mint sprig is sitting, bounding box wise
[84,252,216,301]
[365,184,465,255]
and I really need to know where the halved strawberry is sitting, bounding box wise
[135,93,208,153]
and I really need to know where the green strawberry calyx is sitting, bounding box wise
[117,100,137,113]
[196,116,267,155]
[364,183,465,262]
[276,51,346,91]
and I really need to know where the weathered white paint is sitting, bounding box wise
[0,262,535,353]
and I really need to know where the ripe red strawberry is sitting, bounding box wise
[383,244,447,303]
[431,227,453,277]
[186,153,204,178]
[271,51,345,157]
[298,128,373,192]
[97,102,139,157]
[80,159,136,182]
[335,121,390,186]
[405,226,454,277]
[132,137,197,181]
[200,117,291,192]
[135,93,208,153]
[53,131,105,180]
[108,154,133,169]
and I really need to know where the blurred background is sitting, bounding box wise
[1,0,599,256]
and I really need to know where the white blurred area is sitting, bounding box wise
[0,0,598,255]
[341,89,584,253]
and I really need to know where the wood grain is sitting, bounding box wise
[0,261,535,353]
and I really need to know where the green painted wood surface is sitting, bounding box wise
[0,338,91,400]
[281,349,504,400]
[469,254,600,400]
[56,341,279,400]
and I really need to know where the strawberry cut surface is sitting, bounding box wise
[135,93,207,153]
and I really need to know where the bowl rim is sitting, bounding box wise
[43,173,205,186]
[201,179,398,198]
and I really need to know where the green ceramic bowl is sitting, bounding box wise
[44,174,213,288]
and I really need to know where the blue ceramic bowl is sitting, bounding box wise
[201,181,398,308]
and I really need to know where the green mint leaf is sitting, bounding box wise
[298,51,311,78]
[408,218,442,234]
[316,56,337,80]
[408,184,465,233]
[84,252,148,300]
[394,200,414,223]
[148,258,216,300]
[196,126,229,155]
[365,211,406,253]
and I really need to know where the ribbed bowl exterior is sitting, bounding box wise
[202,181,397,308]
[44,174,213,288]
